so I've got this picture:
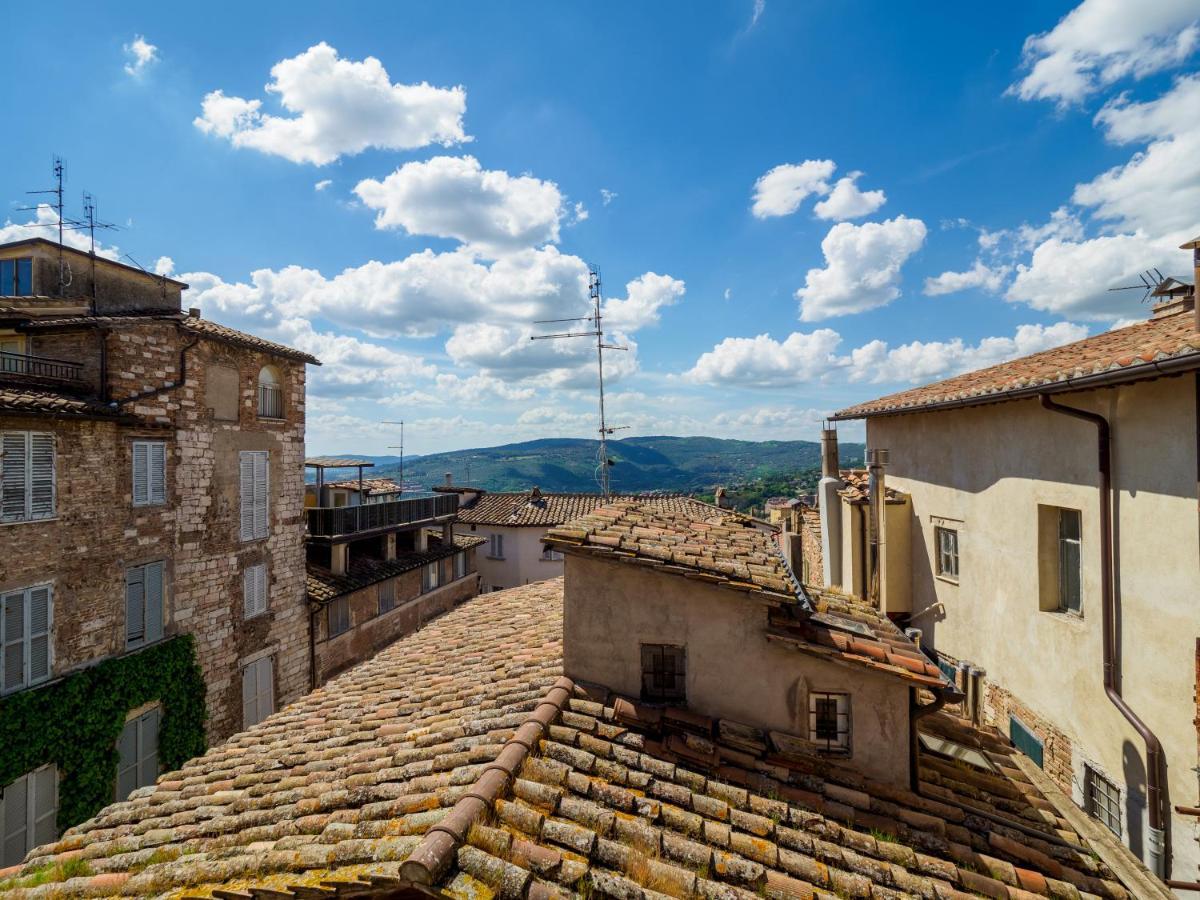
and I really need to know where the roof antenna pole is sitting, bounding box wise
[383,420,404,495]
[531,264,629,499]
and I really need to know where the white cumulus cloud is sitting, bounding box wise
[923,259,1011,296]
[686,330,844,387]
[813,173,887,221]
[194,42,468,165]
[751,160,836,218]
[123,35,158,77]
[602,273,685,331]
[353,155,566,254]
[795,216,927,321]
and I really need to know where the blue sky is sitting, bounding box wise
[3,0,1199,456]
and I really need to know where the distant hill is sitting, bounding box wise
[352,436,864,495]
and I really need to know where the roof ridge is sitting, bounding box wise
[399,675,577,886]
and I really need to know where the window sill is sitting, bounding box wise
[244,610,269,621]
[934,574,959,586]
[1042,608,1085,623]
[132,502,167,510]
[0,516,59,528]
[485,555,506,561]
[256,416,286,423]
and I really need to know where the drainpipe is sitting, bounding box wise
[1039,393,1167,877]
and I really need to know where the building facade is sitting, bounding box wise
[0,238,318,859]
[822,262,1200,887]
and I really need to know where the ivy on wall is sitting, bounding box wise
[0,634,207,830]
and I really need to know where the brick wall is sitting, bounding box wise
[797,506,823,587]
[1,318,311,743]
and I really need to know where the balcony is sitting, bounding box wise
[306,492,458,540]
[0,351,85,387]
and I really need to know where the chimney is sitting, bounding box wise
[714,487,727,509]
[444,472,453,486]
[866,447,889,605]
[820,428,839,479]
[188,307,201,318]
[817,428,845,589]
[1184,234,1200,332]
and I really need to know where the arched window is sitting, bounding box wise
[257,366,283,418]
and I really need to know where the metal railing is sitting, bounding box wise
[306,492,458,537]
[0,351,84,383]
[257,383,283,418]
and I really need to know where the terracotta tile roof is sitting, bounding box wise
[0,386,128,419]
[323,478,404,496]
[9,581,1135,899]
[544,500,800,604]
[20,313,320,365]
[456,491,729,528]
[837,469,903,503]
[835,308,1200,419]
[765,497,799,509]
[307,536,487,604]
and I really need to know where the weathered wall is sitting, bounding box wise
[0,242,182,312]
[865,376,1200,875]
[455,524,563,591]
[562,555,912,786]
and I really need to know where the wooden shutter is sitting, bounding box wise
[27,586,50,685]
[144,563,164,644]
[2,591,25,693]
[132,443,149,506]
[149,443,166,505]
[2,773,28,867]
[31,766,56,849]
[239,453,255,541]
[253,453,269,539]
[256,657,274,722]
[242,662,258,727]
[1,432,28,522]
[125,566,146,648]
[138,708,159,789]
[115,718,138,801]
[28,434,53,520]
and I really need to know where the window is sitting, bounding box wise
[1084,765,1122,836]
[0,258,33,297]
[1009,715,1044,768]
[378,579,396,614]
[640,644,686,702]
[1,765,56,867]
[488,533,504,559]
[1,585,52,695]
[243,563,267,619]
[1058,509,1082,614]
[257,366,283,419]
[131,441,166,507]
[935,526,959,581]
[1,432,55,523]
[809,692,851,753]
[327,596,350,637]
[422,562,439,593]
[453,552,467,580]
[125,561,165,649]
[541,545,564,562]
[115,707,159,802]
[242,656,275,728]
[0,333,26,374]
[239,451,269,541]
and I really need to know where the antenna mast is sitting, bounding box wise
[21,157,67,294]
[531,266,628,498]
[383,420,404,494]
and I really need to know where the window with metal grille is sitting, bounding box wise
[809,692,851,753]
[243,563,268,619]
[378,579,396,613]
[640,644,686,702]
[1,431,55,523]
[1,585,51,695]
[327,596,350,637]
[1085,765,1122,836]
[239,451,269,541]
[422,562,439,593]
[1,765,56,867]
[0,258,33,297]
[115,706,159,802]
[131,441,166,507]
[935,526,959,581]
[242,656,275,729]
[257,367,283,418]
[126,562,165,650]
[1009,715,1044,768]
[1058,508,1082,614]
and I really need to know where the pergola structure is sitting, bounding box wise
[305,456,375,505]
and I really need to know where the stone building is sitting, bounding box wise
[817,240,1200,886]
[0,237,318,858]
[303,463,481,686]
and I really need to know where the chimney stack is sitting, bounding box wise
[1185,234,1200,332]
[866,447,890,605]
[444,472,453,486]
[817,427,845,589]
[820,427,839,479]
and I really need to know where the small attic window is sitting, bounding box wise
[0,258,32,296]
[641,644,686,702]
[809,692,851,754]
[257,366,283,418]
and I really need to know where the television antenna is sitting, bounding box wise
[530,266,627,498]
[1108,269,1166,304]
[79,192,118,301]
[19,157,70,294]
[382,420,404,494]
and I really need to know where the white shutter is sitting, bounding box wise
[28,434,54,520]
[27,586,50,685]
[144,562,164,644]
[132,442,149,506]
[2,773,29,867]
[149,443,166,505]
[244,564,267,618]
[125,566,145,648]
[242,663,258,727]
[31,766,56,848]
[253,453,269,540]
[2,591,25,693]
[242,657,274,728]
[1,432,28,522]
[239,452,255,541]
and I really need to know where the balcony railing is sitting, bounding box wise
[0,351,84,383]
[307,492,458,538]
[257,383,283,418]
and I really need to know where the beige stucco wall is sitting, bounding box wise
[453,524,563,591]
[562,554,912,786]
[864,376,1199,878]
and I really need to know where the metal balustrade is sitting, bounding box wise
[0,351,84,383]
[306,492,458,537]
